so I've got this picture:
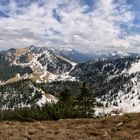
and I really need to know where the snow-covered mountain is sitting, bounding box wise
[0,46,77,84]
[84,49,138,62]
[53,47,93,63]
[90,50,129,58]
[52,47,138,63]
[70,56,140,115]
[1,46,140,114]
[0,79,58,109]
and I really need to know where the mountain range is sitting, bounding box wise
[53,47,137,62]
[1,46,140,115]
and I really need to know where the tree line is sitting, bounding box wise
[0,81,96,121]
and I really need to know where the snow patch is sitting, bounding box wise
[128,60,140,74]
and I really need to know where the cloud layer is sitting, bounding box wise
[0,0,139,53]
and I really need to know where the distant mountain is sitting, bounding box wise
[54,47,93,63]
[53,47,139,63]
[88,50,129,59]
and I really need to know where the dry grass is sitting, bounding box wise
[16,48,28,57]
[31,71,49,83]
[15,48,33,66]
[0,113,140,140]
[27,53,33,62]
[6,74,21,84]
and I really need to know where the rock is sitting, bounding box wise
[117,122,123,127]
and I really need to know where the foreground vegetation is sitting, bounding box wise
[0,81,96,121]
[0,113,140,140]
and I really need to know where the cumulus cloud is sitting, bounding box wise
[0,0,139,52]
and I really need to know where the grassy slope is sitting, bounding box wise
[0,113,140,140]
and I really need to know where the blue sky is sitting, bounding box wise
[0,0,140,53]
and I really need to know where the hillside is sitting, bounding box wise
[1,46,140,115]
[0,46,77,84]
[0,79,57,109]
[0,113,140,140]
[70,56,140,114]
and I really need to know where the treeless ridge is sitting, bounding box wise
[0,113,140,140]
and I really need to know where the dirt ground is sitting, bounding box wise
[0,113,140,140]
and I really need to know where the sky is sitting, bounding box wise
[0,0,140,53]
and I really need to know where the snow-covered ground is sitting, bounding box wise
[128,60,140,74]
[96,59,140,116]
[96,75,140,115]
[36,94,58,106]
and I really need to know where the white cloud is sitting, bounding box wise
[0,0,138,52]
[109,35,140,53]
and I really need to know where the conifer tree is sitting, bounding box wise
[75,81,96,117]
[59,88,73,105]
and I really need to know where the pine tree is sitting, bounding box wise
[59,88,73,105]
[75,81,96,117]
[80,81,93,97]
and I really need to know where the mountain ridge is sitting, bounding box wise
[0,46,77,84]
[1,46,140,114]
